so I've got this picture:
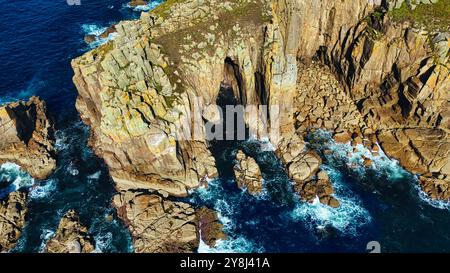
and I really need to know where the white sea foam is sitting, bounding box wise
[67,162,79,176]
[81,23,118,49]
[325,140,409,181]
[289,132,416,235]
[93,232,113,253]
[291,194,371,236]
[29,179,57,199]
[193,179,263,253]
[198,237,262,253]
[0,163,35,198]
[259,137,276,152]
[38,229,56,253]
[125,0,163,11]
[54,129,69,151]
[87,171,101,180]
[415,182,450,211]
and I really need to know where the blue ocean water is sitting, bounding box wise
[1,0,450,253]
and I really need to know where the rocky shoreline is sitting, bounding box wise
[0,97,57,252]
[68,0,449,252]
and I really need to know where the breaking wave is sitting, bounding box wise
[38,229,55,253]
[0,162,35,199]
[290,168,372,236]
[124,0,163,12]
[29,179,57,200]
[81,23,118,49]
[415,182,450,211]
[191,179,264,253]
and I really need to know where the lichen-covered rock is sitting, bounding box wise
[233,150,263,195]
[45,210,95,253]
[0,191,28,252]
[0,96,56,180]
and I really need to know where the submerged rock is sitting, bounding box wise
[45,210,95,253]
[0,96,56,180]
[0,191,28,252]
[233,150,263,195]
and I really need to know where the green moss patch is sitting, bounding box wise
[390,0,450,32]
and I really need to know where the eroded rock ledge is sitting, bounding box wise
[72,0,449,251]
[0,96,56,180]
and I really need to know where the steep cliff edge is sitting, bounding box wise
[72,0,449,251]
[0,96,56,180]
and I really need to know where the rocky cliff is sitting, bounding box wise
[72,0,449,251]
[0,96,56,180]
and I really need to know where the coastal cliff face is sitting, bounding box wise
[72,0,449,251]
[0,96,56,180]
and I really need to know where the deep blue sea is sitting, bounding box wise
[1,0,450,253]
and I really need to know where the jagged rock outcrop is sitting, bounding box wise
[322,4,450,199]
[278,133,340,207]
[0,191,27,252]
[233,150,263,195]
[196,207,227,247]
[45,210,95,253]
[113,191,200,253]
[0,96,56,180]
